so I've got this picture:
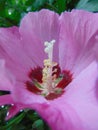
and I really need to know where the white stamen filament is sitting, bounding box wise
[41,40,56,95]
[44,40,55,61]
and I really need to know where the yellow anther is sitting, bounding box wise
[44,59,52,67]
[42,68,48,73]
[42,59,52,83]
[42,77,47,82]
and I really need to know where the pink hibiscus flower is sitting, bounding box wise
[0,9,98,130]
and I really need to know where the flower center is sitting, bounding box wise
[26,40,72,100]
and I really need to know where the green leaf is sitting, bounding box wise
[26,111,40,121]
[34,0,47,8]
[55,0,67,13]
[32,119,44,130]
[1,112,25,130]
[48,0,54,4]
[76,0,98,12]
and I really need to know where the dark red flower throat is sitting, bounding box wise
[26,40,72,100]
[26,65,72,100]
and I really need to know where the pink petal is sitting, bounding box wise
[31,61,98,130]
[0,59,14,91]
[33,102,83,130]
[0,27,33,81]
[64,61,98,129]
[0,95,13,106]
[94,35,98,61]
[59,10,98,76]
[19,9,59,63]
[65,61,97,101]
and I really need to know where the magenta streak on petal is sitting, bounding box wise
[0,95,13,106]
[6,104,25,120]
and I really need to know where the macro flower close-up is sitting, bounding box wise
[0,9,98,130]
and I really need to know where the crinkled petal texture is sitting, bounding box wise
[59,10,98,76]
[0,9,98,130]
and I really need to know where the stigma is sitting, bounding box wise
[26,40,72,100]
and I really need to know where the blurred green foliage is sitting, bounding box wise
[0,0,79,27]
[0,106,50,130]
[0,0,98,129]
[0,0,97,27]
[76,0,98,12]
